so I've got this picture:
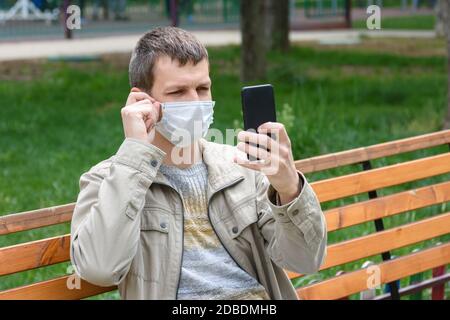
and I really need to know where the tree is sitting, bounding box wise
[240,0,267,82]
[268,0,290,52]
[436,0,446,37]
[436,0,450,129]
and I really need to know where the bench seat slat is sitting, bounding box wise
[296,242,450,300]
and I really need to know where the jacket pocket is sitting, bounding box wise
[140,206,171,233]
[222,197,259,240]
[128,207,172,282]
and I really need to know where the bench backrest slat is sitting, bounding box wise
[3,235,449,300]
[295,129,450,173]
[3,152,447,237]
[2,131,449,235]
[312,153,450,202]
[3,208,449,284]
[288,211,450,279]
[0,204,74,236]
[0,235,70,277]
[324,181,450,232]
[0,276,115,300]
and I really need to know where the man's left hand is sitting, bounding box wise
[234,122,302,205]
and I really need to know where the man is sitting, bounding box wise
[70,27,327,300]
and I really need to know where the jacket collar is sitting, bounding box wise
[153,139,245,199]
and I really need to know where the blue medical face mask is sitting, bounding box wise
[155,100,215,147]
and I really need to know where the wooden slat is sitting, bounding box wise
[13,239,446,300]
[4,209,449,285]
[2,132,448,234]
[311,153,450,202]
[372,273,450,300]
[295,129,450,173]
[0,276,116,300]
[324,181,450,232]
[0,172,450,235]
[3,182,449,278]
[296,242,450,300]
[0,203,75,235]
[2,131,448,235]
[287,211,450,279]
[1,131,448,232]
[0,235,70,276]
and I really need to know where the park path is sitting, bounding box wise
[0,29,435,62]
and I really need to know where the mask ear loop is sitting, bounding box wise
[147,100,163,133]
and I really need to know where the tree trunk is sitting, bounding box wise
[441,0,450,129]
[240,0,267,82]
[436,0,446,37]
[264,0,274,50]
[269,0,290,51]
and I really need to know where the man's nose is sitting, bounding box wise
[185,89,200,101]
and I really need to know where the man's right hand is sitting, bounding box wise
[121,88,161,143]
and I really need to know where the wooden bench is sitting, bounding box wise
[1,130,449,300]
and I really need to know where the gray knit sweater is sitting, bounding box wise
[158,161,270,300]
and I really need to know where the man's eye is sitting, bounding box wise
[168,91,182,95]
[198,87,209,91]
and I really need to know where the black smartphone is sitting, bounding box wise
[241,84,277,161]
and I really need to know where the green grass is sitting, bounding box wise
[1,38,449,299]
[354,14,436,30]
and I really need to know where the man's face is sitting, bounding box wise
[150,55,212,103]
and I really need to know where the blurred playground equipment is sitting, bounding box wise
[0,0,437,41]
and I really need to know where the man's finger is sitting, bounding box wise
[126,91,154,105]
[237,130,276,150]
[143,104,161,124]
[233,155,264,171]
[130,100,162,122]
[132,99,152,106]
[236,142,270,160]
[257,122,289,146]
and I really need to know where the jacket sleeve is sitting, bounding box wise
[256,170,327,275]
[70,138,166,287]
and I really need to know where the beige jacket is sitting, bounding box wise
[70,138,327,300]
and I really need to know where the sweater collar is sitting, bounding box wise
[153,139,245,198]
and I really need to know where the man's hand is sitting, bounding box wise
[121,87,161,144]
[234,122,302,205]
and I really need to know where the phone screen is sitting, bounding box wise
[241,84,277,161]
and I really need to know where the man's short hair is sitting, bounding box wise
[129,26,209,92]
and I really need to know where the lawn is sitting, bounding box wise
[0,37,449,299]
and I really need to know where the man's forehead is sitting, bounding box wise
[153,55,210,85]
